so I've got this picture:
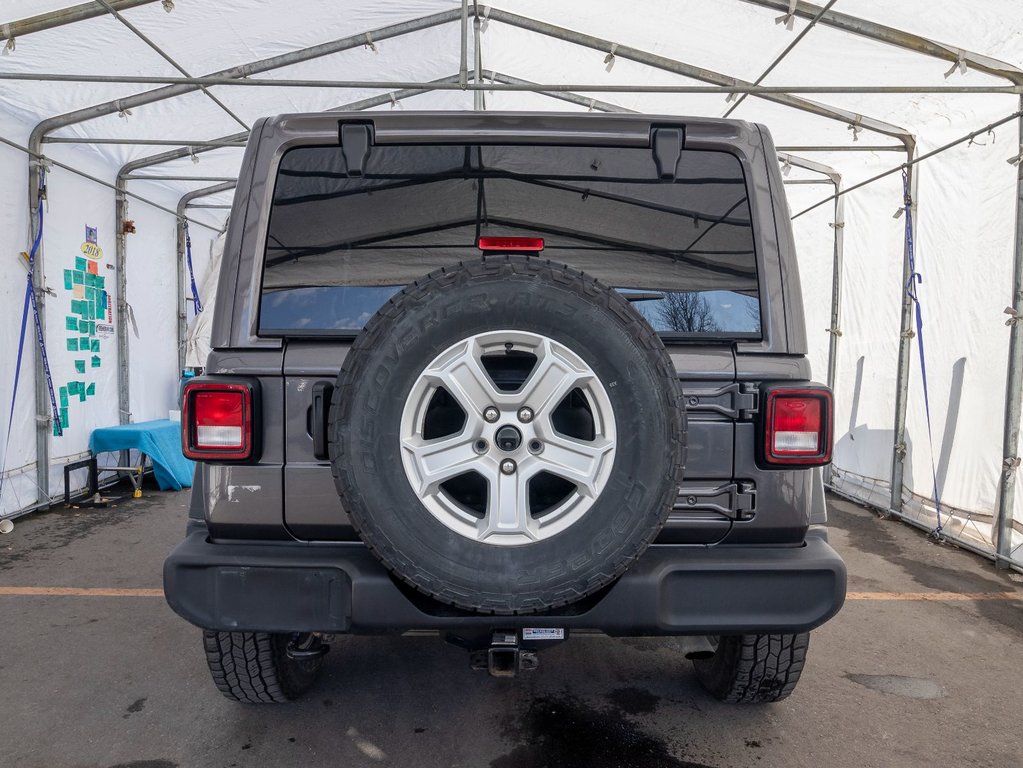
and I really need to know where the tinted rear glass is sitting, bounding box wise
[260,142,760,337]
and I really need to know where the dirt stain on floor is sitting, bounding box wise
[491,693,713,768]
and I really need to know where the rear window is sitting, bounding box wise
[260,141,760,338]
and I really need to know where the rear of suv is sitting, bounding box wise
[164,112,845,704]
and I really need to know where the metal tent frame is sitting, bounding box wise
[3,1,1021,568]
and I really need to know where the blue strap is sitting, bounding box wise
[1,169,62,503]
[901,170,942,534]
[183,221,202,315]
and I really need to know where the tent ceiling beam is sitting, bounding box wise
[739,0,1023,86]
[0,0,158,42]
[94,0,249,131]
[126,175,238,182]
[723,0,839,118]
[3,72,1017,95]
[484,7,914,146]
[43,138,246,146]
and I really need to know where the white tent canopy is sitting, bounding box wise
[0,0,1021,569]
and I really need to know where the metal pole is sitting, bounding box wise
[995,98,1023,567]
[777,145,905,152]
[94,0,248,131]
[484,7,913,144]
[2,73,1016,94]
[115,181,130,424]
[776,152,843,484]
[185,204,233,209]
[890,144,918,513]
[723,0,839,118]
[473,5,483,111]
[27,159,48,507]
[1,0,158,42]
[175,183,236,373]
[127,176,238,182]
[739,1,1023,86]
[791,110,1023,220]
[459,0,469,90]
[43,138,247,147]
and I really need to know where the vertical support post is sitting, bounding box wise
[27,157,50,507]
[473,5,484,111]
[175,213,187,373]
[115,174,131,425]
[823,180,844,485]
[995,97,1023,567]
[890,142,917,513]
[459,0,469,90]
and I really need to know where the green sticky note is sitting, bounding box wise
[63,269,73,290]
[73,270,84,285]
[60,407,69,427]
[79,336,90,349]
[85,286,95,301]
[89,321,97,335]
[91,355,101,369]
[74,359,85,374]
[96,275,106,290]
[65,316,78,331]
[91,339,100,353]
[86,383,96,396]
[75,256,87,271]
[65,338,76,352]
[67,381,78,395]
[59,386,68,407]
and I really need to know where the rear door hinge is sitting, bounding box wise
[675,481,757,520]
[683,382,758,420]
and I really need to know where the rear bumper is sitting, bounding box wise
[163,527,846,636]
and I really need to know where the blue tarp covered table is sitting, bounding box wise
[89,419,194,491]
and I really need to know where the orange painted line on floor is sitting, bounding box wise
[846,591,1021,601]
[0,586,163,597]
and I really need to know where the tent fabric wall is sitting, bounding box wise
[0,1,1020,565]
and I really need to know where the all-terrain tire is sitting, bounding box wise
[329,255,686,615]
[692,633,810,703]
[202,631,323,703]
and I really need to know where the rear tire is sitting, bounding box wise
[692,633,809,703]
[202,631,324,703]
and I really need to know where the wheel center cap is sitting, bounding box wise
[495,425,522,452]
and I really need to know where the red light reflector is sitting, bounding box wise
[763,388,832,465]
[182,382,253,461]
[477,237,544,252]
[773,397,821,454]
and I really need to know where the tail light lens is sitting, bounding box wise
[182,381,254,461]
[763,387,833,466]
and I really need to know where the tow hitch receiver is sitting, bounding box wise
[470,631,539,678]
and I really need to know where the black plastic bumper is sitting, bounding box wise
[163,527,846,636]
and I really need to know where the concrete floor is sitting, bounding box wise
[1,488,1021,768]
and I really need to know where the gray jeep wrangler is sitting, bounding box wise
[164,112,846,704]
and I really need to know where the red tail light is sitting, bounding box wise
[182,381,253,461]
[763,387,832,466]
[477,236,544,252]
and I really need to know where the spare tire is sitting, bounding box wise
[329,256,685,614]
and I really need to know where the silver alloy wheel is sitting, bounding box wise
[399,330,617,546]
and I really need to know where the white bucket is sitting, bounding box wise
[0,519,13,535]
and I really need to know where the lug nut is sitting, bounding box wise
[483,407,500,423]
[474,439,489,454]
[517,407,534,423]
[528,439,543,454]
[500,459,517,475]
